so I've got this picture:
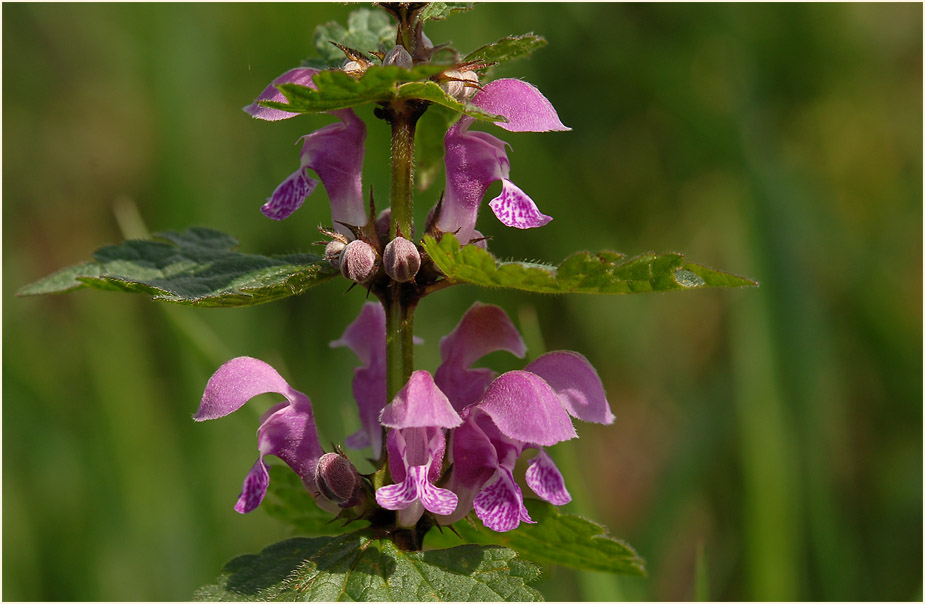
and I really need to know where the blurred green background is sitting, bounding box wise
[3,3,922,601]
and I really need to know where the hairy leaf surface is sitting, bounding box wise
[422,234,757,294]
[463,34,548,66]
[195,531,542,602]
[18,227,337,307]
[430,500,646,576]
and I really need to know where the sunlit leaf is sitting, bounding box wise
[464,34,548,66]
[266,65,506,121]
[422,233,757,294]
[417,3,474,25]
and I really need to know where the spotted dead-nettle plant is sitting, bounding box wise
[20,3,755,601]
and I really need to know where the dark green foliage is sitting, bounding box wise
[194,532,542,602]
[429,500,646,576]
[17,227,337,307]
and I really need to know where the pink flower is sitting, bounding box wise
[245,68,367,235]
[436,79,570,245]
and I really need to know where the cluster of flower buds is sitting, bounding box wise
[319,223,422,287]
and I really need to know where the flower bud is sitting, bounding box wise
[442,70,479,102]
[383,236,421,283]
[383,46,413,69]
[315,452,361,507]
[325,239,346,270]
[340,239,379,283]
[342,59,369,77]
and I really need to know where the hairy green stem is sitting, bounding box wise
[384,289,416,401]
[384,101,425,401]
[388,104,419,240]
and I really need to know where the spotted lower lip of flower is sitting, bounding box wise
[434,302,526,412]
[437,370,575,531]
[375,371,463,527]
[245,67,367,236]
[194,356,329,514]
[439,349,615,532]
[436,78,569,244]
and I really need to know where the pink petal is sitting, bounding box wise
[194,356,303,421]
[476,371,577,447]
[437,418,499,525]
[435,303,527,411]
[380,371,462,430]
[473,469,535,532]
[256,399,325,492]
[525,449,571,506]
[261,168,318,221]
[472,78,570,133]
[525,351,615,424]
[439,302,527,369]
[331,303,388,454]
[418,469,459,516]
[386,425,447,486]
[234,459,271,514]
[330,302,385,367]
[488,179,552,229]
[244,67,320,121]
[298,109,368,232]
[437,127,510,245]
[375,467,420,511]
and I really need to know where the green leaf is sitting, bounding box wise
[431,500,646,576]
[266,65,506,121]
[17,227,338,308]
[395,80,506,121]
[311,8,397,68]
[261,465,355,536]
[422,234,757,294]
[463,34,548,66]
[416,3,474,24]
[267,64,444,114]
[194,531,543,602]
